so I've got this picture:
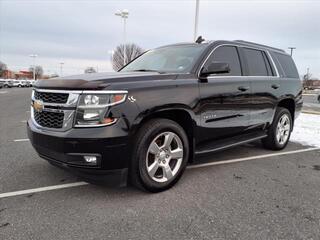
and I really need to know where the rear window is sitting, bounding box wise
[243,48,269,76]
[274,53,299,78]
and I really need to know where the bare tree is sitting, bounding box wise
[112,43,144,71]
[84,67,97,74]
[29,65,44,80]
[0,61,7,77]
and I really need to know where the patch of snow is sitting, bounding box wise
[290,113,320,148]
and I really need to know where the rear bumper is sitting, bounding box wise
[27,118,131,186]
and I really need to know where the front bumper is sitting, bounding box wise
[27,118,131,186]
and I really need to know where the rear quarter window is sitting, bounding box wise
[274,53,299,78]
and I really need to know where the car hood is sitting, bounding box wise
[34,72,178,90]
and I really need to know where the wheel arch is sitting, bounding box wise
[277,98,295,127]
[130,107,196,163]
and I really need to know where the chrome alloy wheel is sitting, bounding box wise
[276,114,291,145]
[146,132,184,183]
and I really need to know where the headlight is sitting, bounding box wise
[74,91,127,127]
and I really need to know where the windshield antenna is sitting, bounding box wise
[195,36,205,44]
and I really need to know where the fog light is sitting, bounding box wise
[84,156,97,164]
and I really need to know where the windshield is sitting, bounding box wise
[120,44,207,73]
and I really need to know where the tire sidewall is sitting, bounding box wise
[134,120,189,192]
[272,108,292,149]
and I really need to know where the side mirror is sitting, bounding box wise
[200,62,230,77]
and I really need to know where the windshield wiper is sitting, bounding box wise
[132,69,165,74]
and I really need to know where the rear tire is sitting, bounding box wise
[130,118,189,192]
[262,107,292,150]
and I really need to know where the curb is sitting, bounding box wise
[302,110,320,115]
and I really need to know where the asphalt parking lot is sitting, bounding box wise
[1,88,320,240]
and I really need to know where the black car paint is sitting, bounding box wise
[28,40,302,185]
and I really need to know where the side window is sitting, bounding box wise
[243,48,269,76]
[262,52,275,76]
[205,46,242,76]
[274,53,299,78]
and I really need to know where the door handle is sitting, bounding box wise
[238,86,250,92]
[271,84,280,89]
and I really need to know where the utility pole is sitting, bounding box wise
[305,67,310,89]
[193,0,200,41]
[29,54,38,80]
[115,9,129,66]
[59,62,64,77]
[288,47,296,57]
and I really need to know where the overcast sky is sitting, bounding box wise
[0,0,319,78]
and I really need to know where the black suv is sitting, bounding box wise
[28,40,302,192]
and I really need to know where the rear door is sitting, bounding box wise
[240,47,280,128]
[198,45,251,143]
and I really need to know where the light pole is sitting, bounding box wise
[288,47,296,56]
[59,62,64,77]
[115,9,129,66]
[193,0,200,41]
[29,54,37,80]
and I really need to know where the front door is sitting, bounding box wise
[198,45,251,143]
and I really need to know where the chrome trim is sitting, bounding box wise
[197,44,235,78]
[31,107,76,132]
[77,94,127,109]
[74,118,118,128]
[266,50,280,77]
[32,89,80,108]
[207,76,279,80]
[33,88,128,95]
[31,89,128,131]
[33,88,82,94]
[82,90,128,94]
[197,43,280,79]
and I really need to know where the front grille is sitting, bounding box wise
[34,91,69,104]
[34,111,64,129]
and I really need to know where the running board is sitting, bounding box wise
[195,131,267,155]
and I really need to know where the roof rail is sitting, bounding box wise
[234,40,285,53]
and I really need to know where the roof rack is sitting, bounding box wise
[234,40,285,53]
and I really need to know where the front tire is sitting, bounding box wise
[130,119,189,192]
[262,107,292,150]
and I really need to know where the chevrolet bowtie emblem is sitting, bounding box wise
[33,100,44,113]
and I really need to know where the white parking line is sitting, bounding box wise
[20,120,27,123]
[303,93,317,96]
[188,147,320,169]
[0,147,319,199]
[0,182,89,199]
[13,139,29,142]
[0,91,7,94]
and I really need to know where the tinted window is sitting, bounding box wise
[274,53,299,78]
[121,45,206,73]
[205,46,242,76]
[243,48,269,76]
[262,52,275,76]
